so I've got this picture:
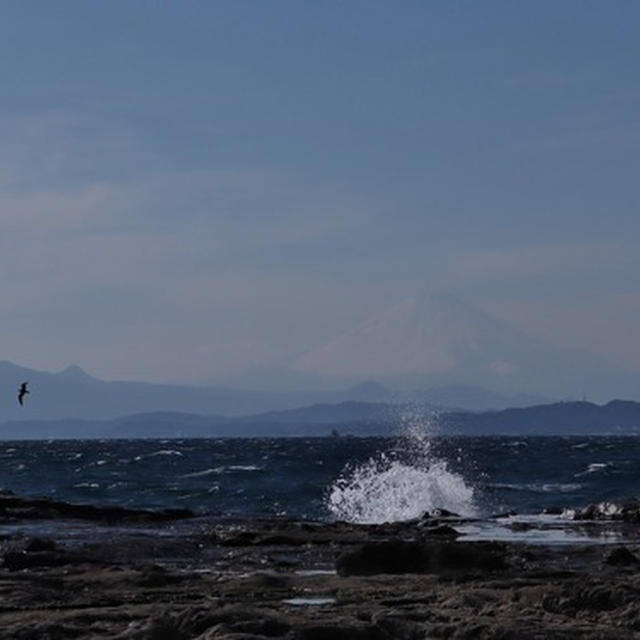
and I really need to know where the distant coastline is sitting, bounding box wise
[2,399,640,439]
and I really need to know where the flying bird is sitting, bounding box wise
[18,382,29,406]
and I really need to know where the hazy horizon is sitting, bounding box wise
[2,3,639,394]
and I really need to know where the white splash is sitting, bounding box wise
[327,410,475,524]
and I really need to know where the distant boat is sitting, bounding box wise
[330,428,340,438]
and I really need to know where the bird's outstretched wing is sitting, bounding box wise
[18,382,29,406]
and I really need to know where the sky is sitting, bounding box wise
[1,1,639,385]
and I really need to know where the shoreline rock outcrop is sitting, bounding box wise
[0,495,638,638]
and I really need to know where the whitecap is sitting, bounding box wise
[135,450,184,461]
[574,462,610,477]
[181,464,262,478]
[527,483,583,493]
[487,482,525,492]
[490,482,582,493]
[181,467,222,478]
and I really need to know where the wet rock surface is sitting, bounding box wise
[0,505,638,638]
[0,490,195,523]
[336,540,509,576]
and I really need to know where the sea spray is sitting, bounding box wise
[326,410,475,523]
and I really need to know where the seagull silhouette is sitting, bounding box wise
[18,382,29,406]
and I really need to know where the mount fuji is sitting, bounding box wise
[290,293,638,401]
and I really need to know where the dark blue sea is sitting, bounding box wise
[1,434,638,531]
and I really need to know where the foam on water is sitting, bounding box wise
[181,464,263,478]
[574,462,612,477]
[326,411,475,523]
[489,482,584,493]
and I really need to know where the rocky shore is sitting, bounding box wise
[0,494,639,638]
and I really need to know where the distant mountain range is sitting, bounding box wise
[1,292,637,430]
[2,399,640,439]
[0,359,554,426]
[0,360,393,422]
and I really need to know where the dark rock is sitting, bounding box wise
[0,493,194,524]
[258,534,308,546]
[176,606,290,638]
[423,524,459,537]
[24,537,57,552]
[336,541,508,576]
[3,550,86,571]
[543,583,636,615]
[543,506,563,515]
[337,541,430,576]
[431,508,459,518]
[269,553,302,566]
[507,521,535,532]
[491,511,517,519]
[605,547,639,566]
[292,621,385,640]
[371,611,428,640]
[246,571,292,589]
[137,565,190,588]
[175,607,225,636]
[430,541,510,573]
[116,616,187,640]
[219,531,258,546]
[572,585,632,611]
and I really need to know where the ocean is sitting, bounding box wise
[1,431,638,531]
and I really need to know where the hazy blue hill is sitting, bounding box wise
[0,361,400,423]
[0,359,575,431]
[237,401,396,425]
[392,385,551,412]
[444,400,640,435]
[3,398,640,439]
[1,358,639,438]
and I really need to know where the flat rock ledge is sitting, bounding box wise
[0,490,194,523]
[0,507,638,638]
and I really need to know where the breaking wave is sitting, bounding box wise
[326,411,475,523]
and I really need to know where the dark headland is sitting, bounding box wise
[1,492,640,638]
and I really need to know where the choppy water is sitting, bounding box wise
[1,432,639,527]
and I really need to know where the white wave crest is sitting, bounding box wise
[574,462,611,477]
[181,464,262,478]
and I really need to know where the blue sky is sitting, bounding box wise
[1,1,639,383]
